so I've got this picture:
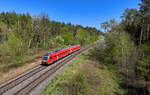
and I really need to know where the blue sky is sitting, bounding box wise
[0,0,140,29]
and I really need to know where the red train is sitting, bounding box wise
[42,45,81,65]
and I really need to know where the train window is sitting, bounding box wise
[43,56,48,60]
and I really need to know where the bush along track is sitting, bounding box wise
[40,50,124,95]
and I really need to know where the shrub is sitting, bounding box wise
[64,73,88,95]
[138,56,150,81]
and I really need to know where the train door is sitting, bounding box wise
[50,54,54,63]
[53,54,57,61]
[70,48,72,54]
[57,53,59,60]
[49,55,52,63]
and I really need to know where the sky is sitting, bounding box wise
[0,0,141,29]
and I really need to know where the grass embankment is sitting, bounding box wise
[0,49,49,72]
[0,49,50,84]
[40,51,124,95]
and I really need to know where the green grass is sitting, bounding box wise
[40,51,125,95]
[98,65,122,95]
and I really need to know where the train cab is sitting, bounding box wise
[42,50,59,65]
[42,52,51,65]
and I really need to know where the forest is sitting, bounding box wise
[90,0,150,94]
[0,11,101,72]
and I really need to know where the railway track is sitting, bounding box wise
[0,46,91,95]
[0,66,46,95]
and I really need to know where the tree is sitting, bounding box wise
[101,19,117,33]
[101,21,109,32]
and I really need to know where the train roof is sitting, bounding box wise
[70,45,80,47]
[44,45,80,55]
[60,47,70,50]
[44,50,59,56]
[60,45,80,50]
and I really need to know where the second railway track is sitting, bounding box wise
[0,46,91,95]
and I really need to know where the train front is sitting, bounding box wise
[42,53,50,65]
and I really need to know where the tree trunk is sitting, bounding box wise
[28,39,32,48]
[140,19,144,45]
[36,42,39,54]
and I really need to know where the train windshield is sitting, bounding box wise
[43,53,49,61]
